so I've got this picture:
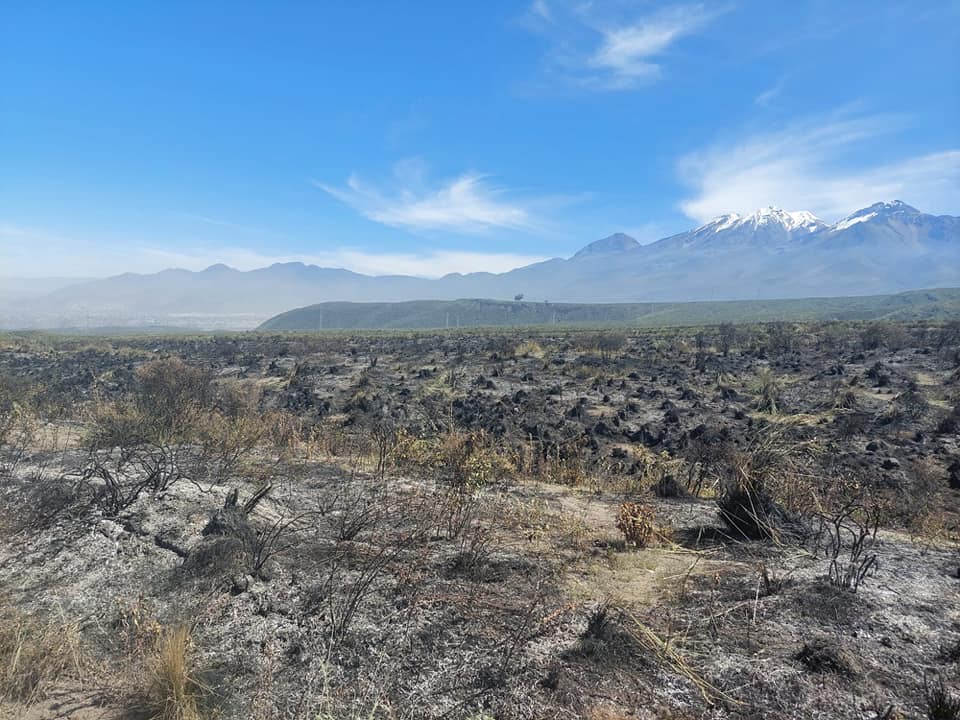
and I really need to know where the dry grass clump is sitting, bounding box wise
[714,425,821,541]
[794,637,858,676]
[830,380,859,410]
[514,339,546,358]
[616,501,656,547]
[752,367,781,414]
[141,625,206,720]
[392,429,516,487]
[0,609,84,702]
[630,447,686,496]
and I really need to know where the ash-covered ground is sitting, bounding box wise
[1,322,958,719]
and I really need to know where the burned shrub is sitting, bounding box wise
[814,476,887,592]
[78,443,191,516]
[616,501,656,547]
[766,322,797,355]
[716,481,783,540]
[651,474,684,497]
[867,361,891,387]
[830,380,859,410]
[752,367,781,414]
[182,485,272,581]
[583,603,613,641]
[925,677,960,720]
[861,323,890,351]
[587,331,628,363]
[890,384,929,425]
[949,460,960,491]
[795,637,858,676]
[937,405,960,435]
[718,322,736,357]
[715,428,815,542]
[822,503,880,592]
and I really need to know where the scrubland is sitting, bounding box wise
[0,321,959,719]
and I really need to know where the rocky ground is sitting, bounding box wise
[0,322,958,719]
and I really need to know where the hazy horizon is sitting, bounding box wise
[2,1,958,280]
[0,199,953,282]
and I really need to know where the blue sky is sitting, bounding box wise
[1,0,958,277]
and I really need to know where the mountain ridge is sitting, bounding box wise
[4,200,957,330]
[259,287,960,331]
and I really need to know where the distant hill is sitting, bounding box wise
[259,287,960,330]
[573,232,642,258]
[4,201,958,330]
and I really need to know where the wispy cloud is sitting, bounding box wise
[588,4,723,88]
[316,161,538,233]
[753,75,787,107]
[525,2,727,91]
[677,111,960,222]
[529,0,552,23]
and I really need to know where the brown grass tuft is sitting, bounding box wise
[615,501,656,548]
[0,609,84,702]
[142,626,206,720]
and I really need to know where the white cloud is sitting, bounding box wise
[677,112,960,222]
[588,5,720,87]
[316,164,536,233]
[526,2,725,91]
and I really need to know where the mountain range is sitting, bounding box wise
[2,201,958,330]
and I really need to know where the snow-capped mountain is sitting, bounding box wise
[4,201,957,329]
[711,207,826,234]
[821,201,960,246]
[653,206,828,253]
[832,200,918,231]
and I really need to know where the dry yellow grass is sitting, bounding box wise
[514,339,545,358]
[616,501,656,548]
[143,626,205,720]
[0,609,84,702]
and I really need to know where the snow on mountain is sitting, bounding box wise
[700,213,742,232]
[5,201,956,329]
[832,212,877,232]
[654,206,827,252]
[740,207,826,232]
[697,207,827,234]
[830,201,919,232]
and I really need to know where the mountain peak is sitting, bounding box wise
[831,201,922,231]
[740,207,826,232]
[696,207,826,235]
[573,233,640,258]
[866,200,919,214]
